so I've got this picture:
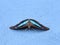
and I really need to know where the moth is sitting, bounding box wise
[10,19,49,30]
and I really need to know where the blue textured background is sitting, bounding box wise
[0,0,60,45]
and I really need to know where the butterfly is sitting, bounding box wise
[10,19,49,30]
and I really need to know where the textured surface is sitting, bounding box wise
[0,0,60,45]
